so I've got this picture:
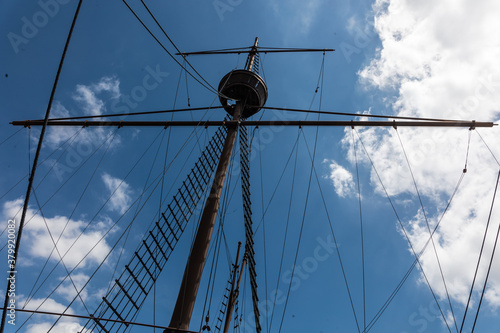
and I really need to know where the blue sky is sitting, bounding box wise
[1,0,500,332]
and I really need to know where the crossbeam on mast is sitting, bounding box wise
[176,47,334,56]
[11,120,495,128]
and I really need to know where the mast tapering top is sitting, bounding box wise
[218,37,268,119]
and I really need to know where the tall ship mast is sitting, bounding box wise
[1,2,500,333]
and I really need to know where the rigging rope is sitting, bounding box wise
[460,169,500,332]
[0,127,83,204]
[19,125,204,331]
[106,128,168,296]
[268,131,300,331]
[350,128,367,332]
[122,0,222,98]
[0,0,84,330]
[366,123,474,332]
[475,129,500,167]
[395,128,458,332]
[139,0,220,96]
[365,172,467,332]
[300,129,362,333]
[0,128,23,148]
[31,188,92,316]
[25,128,119,309]
[20,128,120,313]
[257,128,270,333]
[471,170,500,332]
[352,128,452,333]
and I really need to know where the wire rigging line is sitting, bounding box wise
[350,128,367,332]
[1,307,202,332]
[464,129,472,172]
[104,128,167,297]
[20,127,165,323]
[300,130,362,333]
[0,1,83,330]
[268,131,300,331]
[277,125,324,333]
[31,188,92,316]
[365,139,472,332]
[365,168,468,331]
[471,169,500,332]
[39,106,224,121]
[0,127,83,205]
[184,58,191,107]
[18,122,206,332]
[257,128,270,333]
[352,128,452,333]
[139,0,220,95]
[460,169,500,333]
[43,128,202,332]
[261,106,479,123]
[18,128,118,234]
[24,128,118,308]
[395,129,458,332]
[122,0,222,97]
[199,209,223,330]
[0,128,23,147]
[475,129,500,167]
[28,127,31,177]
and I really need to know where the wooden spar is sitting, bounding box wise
[166,103,242,331]
[167,37,260,332]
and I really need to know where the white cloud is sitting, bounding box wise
[23,297,74,314]
[46,76,122,151]
[55,273,91,302]
[22,297,84,333]
[346,0,500,309]
[102,173,133,215]
[25,321,84,333]
[2,199,112,270]
[324,159,355,197]
[73,76,120,116]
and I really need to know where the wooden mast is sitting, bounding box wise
[167,38,259,332]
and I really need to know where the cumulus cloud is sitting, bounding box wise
[45,76,122,151]
[25,322,84,333]
[102,173,133,215]
[324,159,355,197]
[55,272,91,302]
[73,76,120,116]
[22,297,83,333]
[345,0,500,310]
[2,199,112,270]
